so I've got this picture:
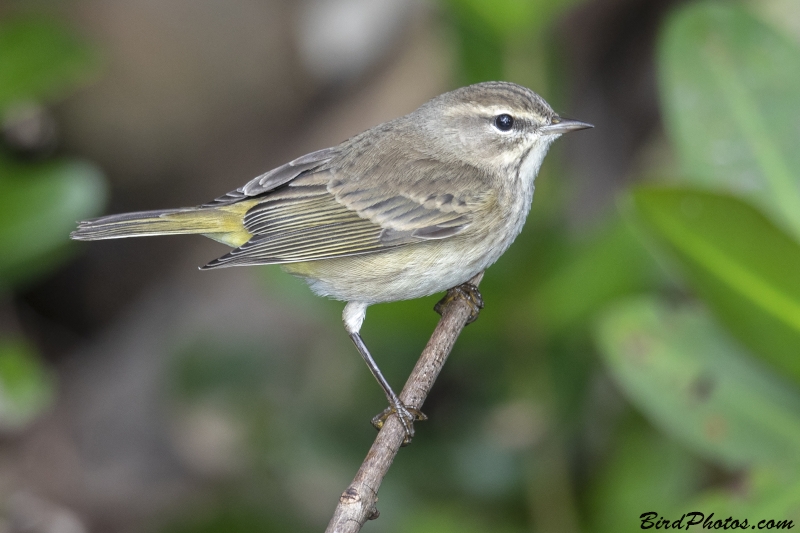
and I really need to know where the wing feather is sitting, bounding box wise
[201,150,494,269]
[201,148,336,208]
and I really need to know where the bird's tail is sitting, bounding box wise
[71,206,252,247]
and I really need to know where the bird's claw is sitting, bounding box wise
[434,282,484,324]
[371,401,427,446]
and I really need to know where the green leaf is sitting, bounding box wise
[0,338,55,431]
[0,155,106,287]
[632,187,800,384]
[659,1,800,238]
[0,16,101,112]
[594,296,800,471]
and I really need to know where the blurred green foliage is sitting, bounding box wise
[0,15,105,430]
[586,418,703,533]
[0,339,54,431]
[632,188,800,383]
[659,2,800,238]
[530,218,663,335]
[596,297,800,471]
[0,156,104,287]
[0,17,101,111]
[444,0,582,90]
[591,0,800,529]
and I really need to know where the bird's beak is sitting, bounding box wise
[540,117,594,135]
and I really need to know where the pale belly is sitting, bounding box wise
[281,234,505,304]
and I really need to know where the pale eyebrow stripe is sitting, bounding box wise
[443,103,543,122]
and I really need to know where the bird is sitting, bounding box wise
[71,81,592,444]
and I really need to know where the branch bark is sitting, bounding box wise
[325,272,484,533]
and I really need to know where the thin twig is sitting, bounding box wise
[325,272,484,533]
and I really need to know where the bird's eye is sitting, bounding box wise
[494,114,514,132]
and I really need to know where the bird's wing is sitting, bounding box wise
[202,157,493,268]
[201,147,338,208]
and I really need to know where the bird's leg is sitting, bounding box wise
[434,281,484,324]
[343,302,425,446]
[349,333,426,446]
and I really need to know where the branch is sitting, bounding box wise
[325,272,484,533]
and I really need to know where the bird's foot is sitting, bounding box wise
[434,282,484,324]
[371,400,427,446]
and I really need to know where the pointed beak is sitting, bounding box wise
[540,117,594,135]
